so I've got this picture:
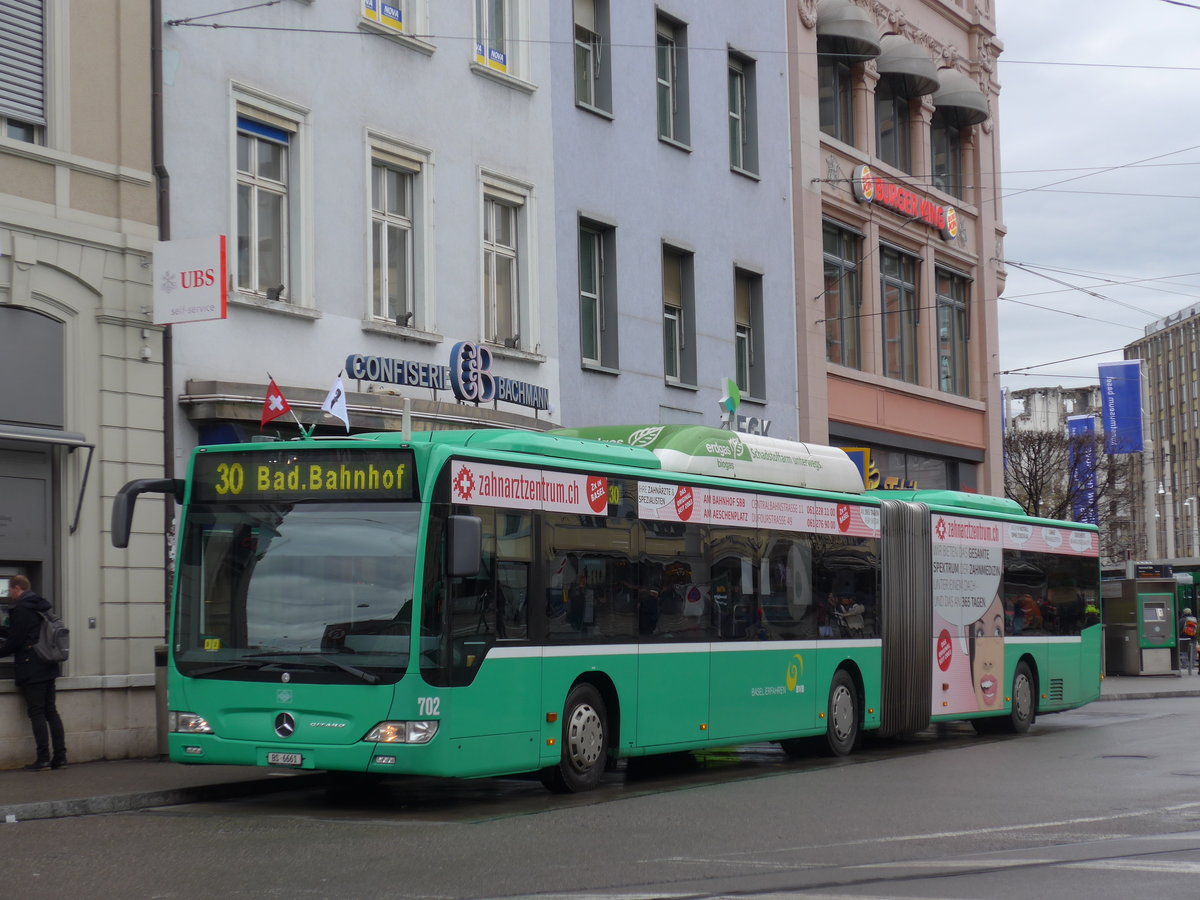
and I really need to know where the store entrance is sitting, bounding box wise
[0,440,54,681]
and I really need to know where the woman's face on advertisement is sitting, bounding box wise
[972,593,1005,708]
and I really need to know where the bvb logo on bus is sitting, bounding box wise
[785,654,805,693]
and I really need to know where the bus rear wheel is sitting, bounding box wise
[540,683,608,793]
[822,669,859,757]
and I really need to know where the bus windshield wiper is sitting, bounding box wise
[237,651,381,684]
[188,658,275,677]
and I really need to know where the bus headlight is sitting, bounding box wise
[363,720,439,744]
[169,711,214,734]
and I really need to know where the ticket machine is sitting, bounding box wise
[1103,576,1178,675]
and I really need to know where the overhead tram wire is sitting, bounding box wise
[1004,266,1200,305]
[160,16,1200,73]
[1000,144,1200,203]
[1003,261,1160,318]
[165,1,281,25]
[998,297,1141,331]
[998,347,1130,376]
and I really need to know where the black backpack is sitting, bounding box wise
[32,610,70,663]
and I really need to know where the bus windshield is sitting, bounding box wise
[174,502,420,683]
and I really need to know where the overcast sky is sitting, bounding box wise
[993,0,1200,394]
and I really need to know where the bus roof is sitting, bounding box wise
[552,425,865,494]
[866,489,1025,516]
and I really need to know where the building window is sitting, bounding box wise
[360,1,428,37]
[475,0,524,78]
[931,109,962,198]
[0,0,46,145]
[579,219,618,368]
[875,78,911,171]
[483,195,520,347]
[1,115,41,143]
[370,160,414,326]
[656,15,689,146]
[662,245,695,384]
[734,268,765,397]
[728,52,758,175]
[818,53,853,144]
[823,222,861,369]
[880,245,919,383]
[236,116,291,298]
[574,0,611,113]
[936,267,970,396]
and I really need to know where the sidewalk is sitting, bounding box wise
[3,675,1198,824]
[1,759,329,824]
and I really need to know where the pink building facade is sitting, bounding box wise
[790,0,1006,494]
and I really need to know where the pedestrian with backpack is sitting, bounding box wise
[1179,607,1199,676]
[0,575,67,769]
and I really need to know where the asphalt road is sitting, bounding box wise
[4,697,1200,899]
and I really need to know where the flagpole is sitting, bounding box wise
[266,371,307,436]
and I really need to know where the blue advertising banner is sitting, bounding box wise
[1067,414,1097,524]
[1098,360,1143,454]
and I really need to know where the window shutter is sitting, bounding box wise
[573,0,595,32]
[735,274,751,326]
[0,0,46,125]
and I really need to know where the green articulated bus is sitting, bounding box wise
[112,424,1101,793]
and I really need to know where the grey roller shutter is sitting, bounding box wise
[0,0,46,125]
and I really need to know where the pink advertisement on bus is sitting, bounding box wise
[931,514,1005,717]
[449,461,609,515]
[637,483,880,537]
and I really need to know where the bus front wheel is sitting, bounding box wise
[822,669,859,757]
[540,683,608,793]
[1003,661,1036,734]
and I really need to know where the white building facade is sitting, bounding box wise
[162,0,563,454]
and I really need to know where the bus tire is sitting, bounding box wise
[1003,661,1036,734]
[540,683,608,793]
[822,669,859,757]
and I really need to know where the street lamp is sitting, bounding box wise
[1159,481,1177,560]
[1185,497,1200,559]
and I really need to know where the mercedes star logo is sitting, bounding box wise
[274,712,296,739]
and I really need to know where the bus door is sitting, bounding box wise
[708,540,817,741]
[637,641,709,748]
[632,550,710,748]
[421,509,542,774]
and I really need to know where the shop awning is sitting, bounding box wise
[932,68,990,126]
[0,423,95,535]
[0,423,90,448]
[815,0,882,62]
[875,34,940,96]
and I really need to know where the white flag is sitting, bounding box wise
[321,376,350,432]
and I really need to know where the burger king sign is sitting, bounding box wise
[851,165,959,242]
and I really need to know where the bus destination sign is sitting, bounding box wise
[192,448,417,502]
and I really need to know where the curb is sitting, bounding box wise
[1098,691,1200,702]
[1,771,330,824]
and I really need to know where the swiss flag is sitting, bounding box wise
[260,379,292,429]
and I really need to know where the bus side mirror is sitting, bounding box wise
[447,515,482,578]
[111,478,185,548]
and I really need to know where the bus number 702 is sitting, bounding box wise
[417,697,441,717]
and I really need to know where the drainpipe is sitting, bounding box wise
[151,0,174,599]
[152,0,174,757]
